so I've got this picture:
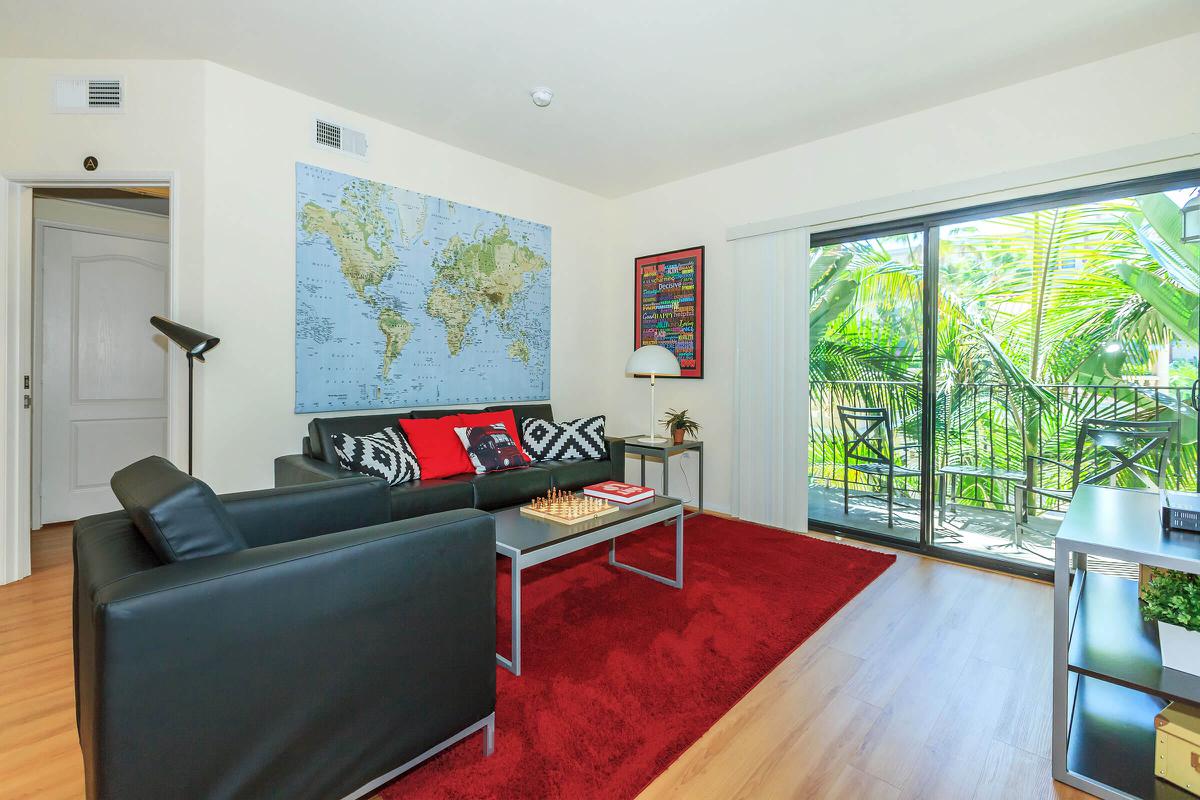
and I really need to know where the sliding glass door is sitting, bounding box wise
[931,185,1200,570]
[806,170,1200,578]
[808,230,925,543]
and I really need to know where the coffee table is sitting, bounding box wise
[493,494,683,676]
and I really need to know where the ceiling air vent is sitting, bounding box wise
[313,117,367,159]
[53,77,124,113]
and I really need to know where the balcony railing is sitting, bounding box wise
[809,379,1198,516]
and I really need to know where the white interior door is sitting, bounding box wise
[40,225,169,523]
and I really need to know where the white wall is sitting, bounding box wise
[199,62,616,491]
[1,59,206,581]
[2,31,1199,581]
[607,33,1200,515]
[1,58,614,518]
[33,195,168,236]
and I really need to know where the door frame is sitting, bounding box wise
[808,167,1200,582]
[32,218,170,529]
[1,171,178,585]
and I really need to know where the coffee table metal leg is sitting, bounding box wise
[675,511,683,585]
[496,557,521,676]
[609,511,684,588]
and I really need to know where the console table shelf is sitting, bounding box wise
[1069,572,1200,705]
[1066,677,1189,800]
[1054,485,1200,800]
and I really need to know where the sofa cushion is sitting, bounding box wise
[110,456,247,563]
[485,403,553,427]
[387,478,476,521]
[309,412,414,464]
[330,427,421,486]
[536,458,614,491]
[398,417,474,479]
[521,416,608,461]
[409,408,463,419]
[446,467,553,511]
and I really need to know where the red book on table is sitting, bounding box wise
[583,481,655,504]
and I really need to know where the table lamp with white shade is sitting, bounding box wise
[626,345,681,444]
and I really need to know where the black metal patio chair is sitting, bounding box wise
[1024,418,1178,509]
[837,405,920,528]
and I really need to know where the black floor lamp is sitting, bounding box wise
[151,316,219,475]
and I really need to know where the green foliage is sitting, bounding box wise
[1141,570,1200,633]
[660,408,700,436]
[809,189,1200,504]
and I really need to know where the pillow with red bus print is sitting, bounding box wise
[453,423,532,474]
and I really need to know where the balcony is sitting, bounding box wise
[809,379,1197,569]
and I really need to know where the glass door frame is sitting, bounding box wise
[808,167,1200,582]
[806,223,928,549]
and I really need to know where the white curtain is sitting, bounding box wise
[730,227,810,530]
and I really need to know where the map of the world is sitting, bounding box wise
[295,163,551,412]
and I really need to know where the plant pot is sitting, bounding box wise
[672,429,685,445]
[1159,621,1200,675]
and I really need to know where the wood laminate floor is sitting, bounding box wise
[0,523,1090,799]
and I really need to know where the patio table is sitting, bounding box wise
[937,464,1027,551]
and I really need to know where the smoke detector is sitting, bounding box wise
[530,87,553,108]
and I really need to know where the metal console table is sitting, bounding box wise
[622,437,703,519]
[1053,485,1200,800]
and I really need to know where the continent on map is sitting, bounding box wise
[507,338,530,362]
[300,178,414,376]
[425,225,547,361]
[301,180,398,299]
[377,308,413,378]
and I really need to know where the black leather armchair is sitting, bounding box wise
[74,460,496,800]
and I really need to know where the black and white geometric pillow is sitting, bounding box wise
[520,416,607,461]
[331,427,421,486]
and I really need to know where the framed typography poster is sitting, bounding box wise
[633,245,704,378]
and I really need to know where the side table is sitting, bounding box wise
[621,436,703,519]
[1052,485,1200,799]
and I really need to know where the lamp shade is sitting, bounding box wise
[625,344,681,377]
[150,316,220,360]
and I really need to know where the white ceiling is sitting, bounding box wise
[2,0,1197,196]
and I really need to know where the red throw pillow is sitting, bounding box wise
[397,417,473,479]
[456,410,532,461]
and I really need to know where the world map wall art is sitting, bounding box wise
[294,163,551,412]
[634,245,704,378]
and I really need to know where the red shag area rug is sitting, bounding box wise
[381,513,894,799]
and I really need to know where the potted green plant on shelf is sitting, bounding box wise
[660,408,700,446]
[1141,570,1200,675]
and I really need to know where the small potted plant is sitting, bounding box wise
[660,408,700,446]
[1141,569,1200,675]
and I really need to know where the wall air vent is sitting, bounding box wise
[53,77,124,113]
[313,117,368,159]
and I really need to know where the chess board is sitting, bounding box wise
[520,489,620,524]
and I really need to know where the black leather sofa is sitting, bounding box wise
[275,403,627,519]
[74,457,496,800]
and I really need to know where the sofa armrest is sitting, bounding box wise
[274,453,357,487]
[605,436,626,482]
[80,509,496,800]
[220,476,390,547]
